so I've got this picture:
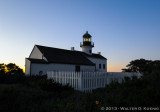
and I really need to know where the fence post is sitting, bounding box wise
[81,72,83,91]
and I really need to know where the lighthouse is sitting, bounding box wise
[80,31,94,55]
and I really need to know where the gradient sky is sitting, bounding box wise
[0,0,160,72]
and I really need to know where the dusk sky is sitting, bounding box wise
[0,0,160,72]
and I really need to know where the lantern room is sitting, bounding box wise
[83,31,92,42]
[80,31,94,55]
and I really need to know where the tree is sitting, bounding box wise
[0,63,5,75]
[122,59,151,73]
[122,59,160,76]
[6,63,24,75]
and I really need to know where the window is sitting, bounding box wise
[99,64,101,69]
[89,50,91,53]
[103,64,105,69]
[75,66,80,72]
[85,38,89,41]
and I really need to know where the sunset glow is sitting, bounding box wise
[0,0,160,72]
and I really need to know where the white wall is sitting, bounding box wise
[81,46,92,55]
[30,63,95,75]
[80,65,95,72]
[29,46,43,59]
[87,57,107,72]
[25,58,31,75]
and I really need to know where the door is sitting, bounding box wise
[75,65,80,72]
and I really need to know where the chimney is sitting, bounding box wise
[71,47,74,51]
[97,52,101,55]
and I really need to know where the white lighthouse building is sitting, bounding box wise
[25,31,107,75]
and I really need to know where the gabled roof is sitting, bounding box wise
[29,45,106,65]
[35,45,96,66]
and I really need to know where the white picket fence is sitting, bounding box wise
[47,71,142,92]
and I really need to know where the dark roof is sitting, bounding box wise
[35,45,95,66]
[31,45,106,65]
[27,58,48,64]
[83,53,106,59]
[83,31,92,38]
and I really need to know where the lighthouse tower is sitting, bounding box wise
[80,31,94,55]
